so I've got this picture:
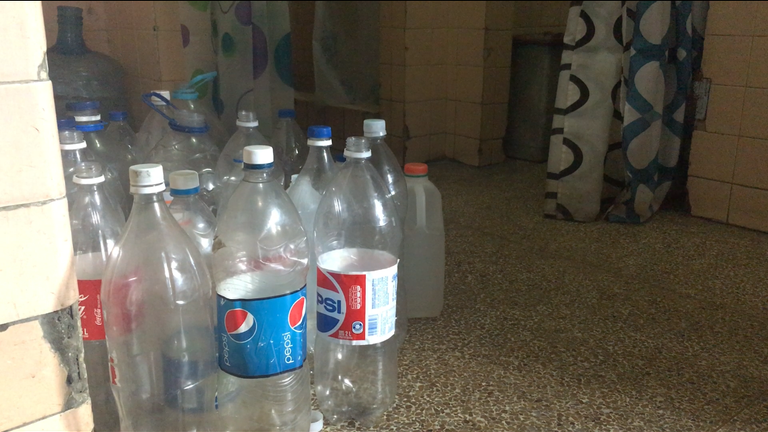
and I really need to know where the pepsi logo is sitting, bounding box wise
[225,308,257,343]
[317,268,346,336]
[288,296,306,332]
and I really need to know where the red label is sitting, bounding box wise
[77,279,106,341]
[109,356,119,386]
[316,270,367,342]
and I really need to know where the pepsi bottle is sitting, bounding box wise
[213,145,311,431]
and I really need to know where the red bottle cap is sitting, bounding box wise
[404,163,428,177]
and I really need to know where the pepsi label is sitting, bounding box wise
[217,287,307,378]
[317,263,397,345]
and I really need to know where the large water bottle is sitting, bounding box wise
[272,109,308,188]
[287,125,338,355]
[69,162,124,432]
[168,170,216,264]
[105,111,138,161]
[363,119,408,345]
[101,164,217,431]
[135,91,173,159]
[314,136,401,426]
[213,145,310,431]
[401,163,445,317]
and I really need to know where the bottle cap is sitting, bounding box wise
[57,118,76,130]
[307,125,332,146]
[236,110,259,127]
[109,111,128,121]
[150,90,171,105]
[309,410,324,432]
[404,163,428,177]
[59,130,86,150]
[363,119,386,137]
[343,136,372,159]
[243,145,274,167]
[73,162,105,185]
[129,164,166,194]
[169,170,200,195]
[75,122,106,132]
[278,109,296,119]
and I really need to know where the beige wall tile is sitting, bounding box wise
[451,1,487,29]
[430,134,446,160]
[747,37,768,88]
[705,85,744,135]
[10,402,93,432]
[405,66,433,102]
[392,65,405,102]
[484,30,514,68]
[116,30,140,77]
[445,133,456,158]
[380,64,393,100]
[0,198,77,326]
[443,65,458,100]
[454,135,480,165]
[740,87,768,139]
[405,29,433,66]
[706,1,755,36]
[481,103,509,140]
[427,65,445,100]
[430,99,447,134]
[389,136,405,165]
[455,66,484,103]
[392,1,406,28]
[729,184,768,231]
[688,177,731,222]
[754,2,768,36]
[380,27,393,65]
[479,139,505,165]
[104,1,131,30]
[0,2,48,82]
[392,29,406,65]
[158,31,185,81]
[432,29,457,66]
[390,101,405,137]
[154,0,180,31]
[406,1,439,29]
[445,100,456,134]
[482,67,511,104]
[485,1,515,31]
[455,29,485,67]
[688,131,737,183]
[455,101,482,138]
[136,31,160,80]
[0,81,65,207]
[513,1,540,29]
[380,1,393,27]
[733,137,768,189]
[127,1,156,32]
[405,101,431,138]
[405,135,430,163]
[702,35,751,86]
[344,109,365,138]
[538,1,572,28]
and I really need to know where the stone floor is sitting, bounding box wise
[323,159,768,431]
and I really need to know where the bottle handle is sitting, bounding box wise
[415,185,427,229]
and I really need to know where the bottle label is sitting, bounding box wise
[77,279,105,341]
[316,263,398,345]
[217,287,307,378]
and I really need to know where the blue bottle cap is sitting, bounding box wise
[278,109,296,119]
[66,101,100,112]
[109,111,128,121]
[307,125,331,139]
[57,118,76,130]
[75,122,106,132]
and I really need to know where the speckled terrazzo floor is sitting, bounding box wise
[322,159,768,432]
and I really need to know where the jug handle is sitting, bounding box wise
[415,185,427,229]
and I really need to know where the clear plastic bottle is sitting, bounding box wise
[272,109,308,188]
[314,137,401,426]
[401,163,445,318]
[215,157,243,219]
[135,91,174,160]
[363,119,408,345]
[168,170,216,264]
[287,125,338,355]
[68,101,136,215]
[105,111,139,161]
[101,164,217,431]
[213,145,310,431]
[69,162,125,432]
[172,88,231,151]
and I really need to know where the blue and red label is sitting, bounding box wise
[217,287,307,378]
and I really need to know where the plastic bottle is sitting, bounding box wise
[215,157,243,219]
[172,86,230,151]
[287,125,338,355]
[68,101,136,215]
[135,91,173,159]
[272,109,308,188]
[168,170,216,264]
[69,162,124,432]
[213,145,310,431]
[363,119,408,345]
[105,111,139,161]
[101,164,217,431]
[314,137,401,426]
[47,6,128,119]
[401,163,445,318]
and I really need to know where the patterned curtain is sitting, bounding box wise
[545,1,708,223]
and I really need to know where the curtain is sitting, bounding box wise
[544,1,708,223]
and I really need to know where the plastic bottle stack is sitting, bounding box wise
[168,170,217,264]
[272,109,308,188]
[135,90,173,160]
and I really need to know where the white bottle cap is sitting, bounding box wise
[59,141,86,150]
[129,164,166,194]
[169,170,200,191]
[309,410,324,432]
[150,90,171,105]
[363,119,386,137]
[243,145,274,165]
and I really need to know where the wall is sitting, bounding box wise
[688,1,768,232]
[0,2,93,430]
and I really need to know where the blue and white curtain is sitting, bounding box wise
[545,1,708,223]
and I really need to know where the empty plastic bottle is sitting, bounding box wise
[171,72,230,150]
[363,119,408,345]
[168,170,216,264]
[101,164,217,431]
[272,109,308,188]
[135,90,173,159]
[401,163,445,318]
[105,111,138,161]
[314,137,401,426]
[215,157,243,219]
[213,145,310,431]
[287,125,338,355]
[69,162,124,432]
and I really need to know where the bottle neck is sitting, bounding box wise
[243,167,276,183]
[368,135,386,145]
[305,145,335,170]
[53,14,89,55]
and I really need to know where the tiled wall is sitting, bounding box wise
[688,1,768,232]
[0,2,93,430]
[513,1,570,35]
